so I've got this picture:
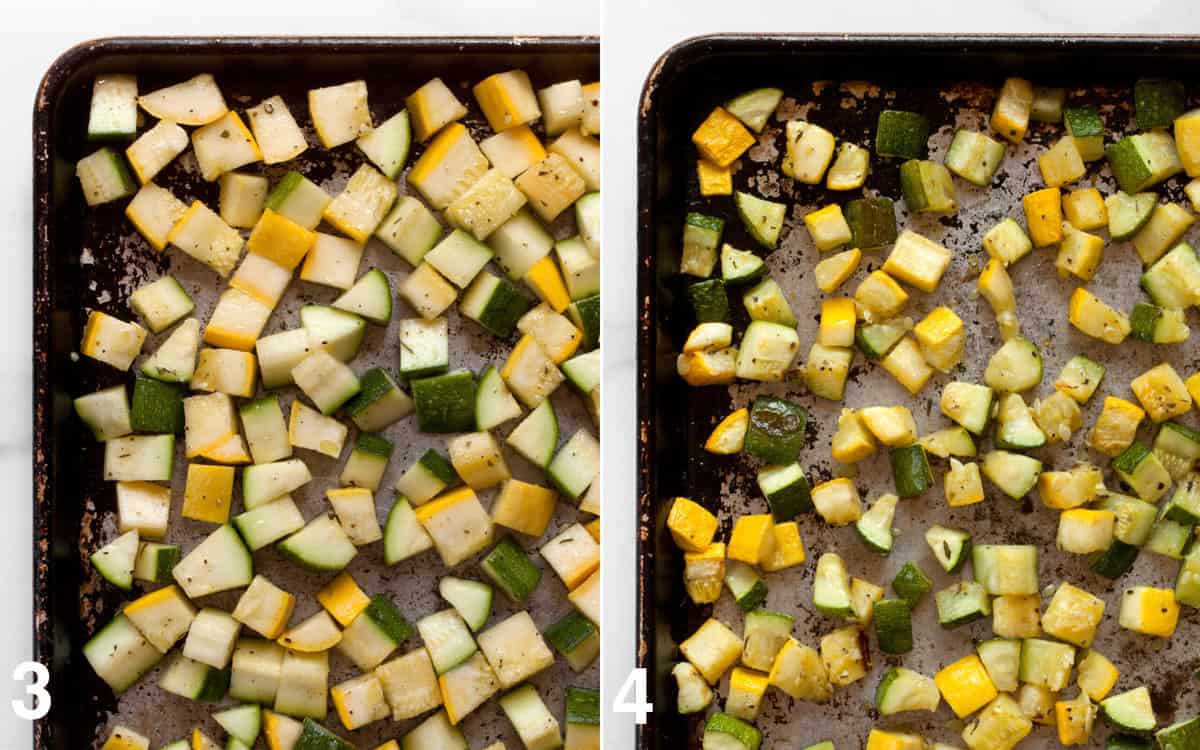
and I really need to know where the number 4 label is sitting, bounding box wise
[613,668,653,725]
[12,662,50,720]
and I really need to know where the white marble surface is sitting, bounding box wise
[599,0,1200,745]
[0,2,596,745]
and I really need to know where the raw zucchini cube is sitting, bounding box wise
[538,80,584,136]
[218,172,268,229]
[299,233,364,290]
[116,481,170,539]
[87,74,138,142]
[337,596,411,672]
[402,711,467,749]
[274,651,329,720]
[263,171,330,230]
[376,195,444,266]
[327,487,384,545]
[399,263,458,320]
[549,128,601,190]
[103,434,174,482]
[411,370,477,433]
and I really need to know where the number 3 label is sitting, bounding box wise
[613,668,653,725]
[12,662,50,720]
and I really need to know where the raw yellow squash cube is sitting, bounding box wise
[482,126,547,184]
[961,694,1032,750]
[881,335,934,394]
[1055,222,1105,281]
[233,574,296,639]
[299,233,364,291]
[867,730,926,750]
[200,433,250,465]
[831,409,877,463]
[1076,649,1119,701]
[1089,396,1144,456]
[168,201,244,277]
[101,727,150,750]
[584,518,600,543]
[1023,187,1063,247]
[126,183,189,251]
[1038,136,1086,188]
[406,78,467,142]
[491,478,558,538]
[728,514,776,565]
[523,255,572,313]
[810,477,862,526]
[666,497,718,552]
[123,584,197,652]
[1062,187,1108,230]
[697,159,732,196]
[308,80,372,148]
[680,618,743,684]
[548,127,600,190]
[1176,108,1200,176]
[814,248,861,294]
[408,123,490,210]
[517,303,582,363]
[1132,202,1195,265]
[448,432,511,491]
[398,263,458,320]
[182,392,238,458]
[219,172,269,229]
[684,542,725,604]
[191,111,262,182]
[1055,692,1096,746]
[913,306,965,373]
[331,672,389,730]
[182,463,236,523]
[704,407,748,454]
[445,168,527,241]
[936,654,998,718]
[203,289,272,352]
[230,252,293,308]
[246,95,308,165]
[818,297,857,347]
[317,572,370,626]
[761,522,805,572]
[246,209,316,271]
[859,405,917,447]
[515,153,587,223]
[1130,362,1193,422]
[855,270,909,322]
[501,334,565,408]
[473,70,541,133]
[804,204,853,251]
[725,667,769,721]
[691,106,756,167]
[126,120,188,184]
[1068,287,1130,344]
[991,594,1041,639]
[415,487,495,567]
[991,77,1034,143]
[883,230,952,292]
[819,625,868,687]
[945,459,985,507]
[323,163,398,243]
[1042,582,1105,647]
[540,522,600,590]
[1119,586,1180,637]
[81,311,147,371]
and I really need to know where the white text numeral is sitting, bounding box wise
[12,661,50,720]
[613,667,653,725]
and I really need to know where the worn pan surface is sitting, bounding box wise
[638,34,1200,749]
[34,35,598,750]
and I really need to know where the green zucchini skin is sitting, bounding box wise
[687,279,729,323]
[875,110,929,160]
[844,197,898,250]
[873,599,913,655]
[890,445,933,498]
[744,396,808,465]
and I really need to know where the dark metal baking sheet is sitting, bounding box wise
[637,34,1200,749]
[34,35,598,750]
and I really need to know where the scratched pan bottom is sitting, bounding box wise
[33,36,598,750]
[638,35,1200,750]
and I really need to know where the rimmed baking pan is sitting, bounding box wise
[637,34,1200,749]
[34,35,598,749]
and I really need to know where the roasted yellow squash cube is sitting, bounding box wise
[683,542,725,604]
[945,459,985,507]
[961,694,1032,750]
[881,336,933,394]
[936,654,998,718]
[992,594,1041,639]
[855,270,909,322]
[913,306,965,373]
[727,513,776,565]
[1042,582,1105,647]
[1055,222,1105,281]
[666,497,718,553]
[1089,396,1145,456]
[883,230,952,292]
[831,409,877,463]
[704,407,748,454]
[679,618,742,684]
[1062,187,1108,230]
[991,77,1034,143]
[761,522,806,572]
[819,625,867,687]
[691,106,756,168]
[725,667,770,721]
[697,159,732,196]
[1119,586,1179,637]
[1130,362,1193,422]
[1076,649,1119,701]
[1054,693,1096,746]
[1068,287,1130,344]
[810,477,862,526]
[814,248,861,294]
[818,298,857,347]
[1023,187,1063,247]
[1056,509,1115,556]
[804,204,853,251]
[1037,464,1102,509]
[978,259,1020,340]
[1039,136,1086,188]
